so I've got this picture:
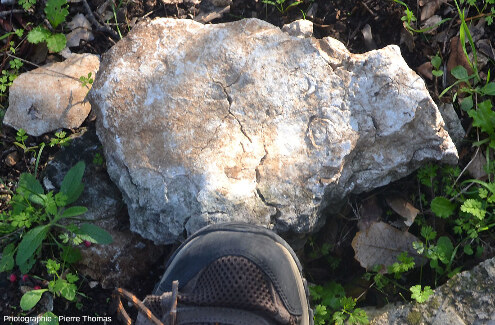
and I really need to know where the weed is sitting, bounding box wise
[0,161,112,320]
[310,282,369,325]
[79,72,94,88]
[25,0,69,52]
[49,131,71,148]
[392,0,450,34]
[262,0,302,14]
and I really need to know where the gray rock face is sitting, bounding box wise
[367,257,495,324]
[88,18,458,244]
[4,53,99,136]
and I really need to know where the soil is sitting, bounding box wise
[1,0,495,323]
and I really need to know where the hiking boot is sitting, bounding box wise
[115,222,313,325]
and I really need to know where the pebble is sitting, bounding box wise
[4,151,20,167]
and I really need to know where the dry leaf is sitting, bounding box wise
[385,196,419,227]
[467,151,488,180]
[478,39,495,61]
[420,0,443,21]
[357,196,382,231]
[351,222,426,271]
[421,15,442,33]
[417,61,433,80]
[447,36,474,90]
[400,28,415,52]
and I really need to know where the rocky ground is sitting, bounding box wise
[1,0,495,324]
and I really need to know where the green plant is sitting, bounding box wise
[18,0,36,10]
[262,0,302,14]
[0,161,112,275]
[461,0,495,25]
[26,0,69,52]
[392,0,450,34]
[409,285,434,303]
[79,72,94,88]
[49,130,71,147]
[13,128,40,154]
[431,53,443,78]
[332,297,369,325]
[92,153,104,166]
[310,282,368,325]
[1,58,24,98]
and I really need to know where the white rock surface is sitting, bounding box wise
[88,18,458,244]
[4,53,99,136]
[282,19,313,38]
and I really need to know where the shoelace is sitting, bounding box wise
[112,280,179,325]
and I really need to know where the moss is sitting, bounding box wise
[406,310,423,325]
[429,297,440,310]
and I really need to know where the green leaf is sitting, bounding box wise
[420,225,437,241]
[16,225,49,266]
[431,197,456,219]
[78,223,112,244]
[19,256,36,274]
[460,96,473,111]
[481,82,495,96]
[60,161,85,205]
[40,312,59,325]
[451,65,469,80]
[436,236,454,264]
[431,54,442,69]
[0,243,15,272]
[59,282,77,301]
[460,199,485,220]
[20,289,48,310]
[46,259,61,275]
[27,27,50,44]
[60,206,88,218]
[432,70,444,77]
[46,33,67,53]
[18,172,44,196]
[65,273,78,283]
[61,246,82,264]
[44,0,69,28]
[463,244,473,255]
[410,285,433,303]
[348,308,369,324]
[468,100,495,136]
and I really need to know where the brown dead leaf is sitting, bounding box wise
[447,36,474,90]
[385,196,419,227]
[357,196,382,231]
[351,222,426,271]
[417,61,433,80]
[420,0,443,21]
[448,36,474,76]
[467,150,488,180]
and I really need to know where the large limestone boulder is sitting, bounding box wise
[88,18,458,244]
[367,257,495,324]
[4,53,99,136]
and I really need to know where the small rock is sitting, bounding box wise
[4,151,20,167]
[89,281,99,288]
[282,19,313,38]
[438,103,465,148]
[3,53,100,136]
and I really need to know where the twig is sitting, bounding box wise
[6,53,81,83]
[82,0,119,40]
[0,9,24,17]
